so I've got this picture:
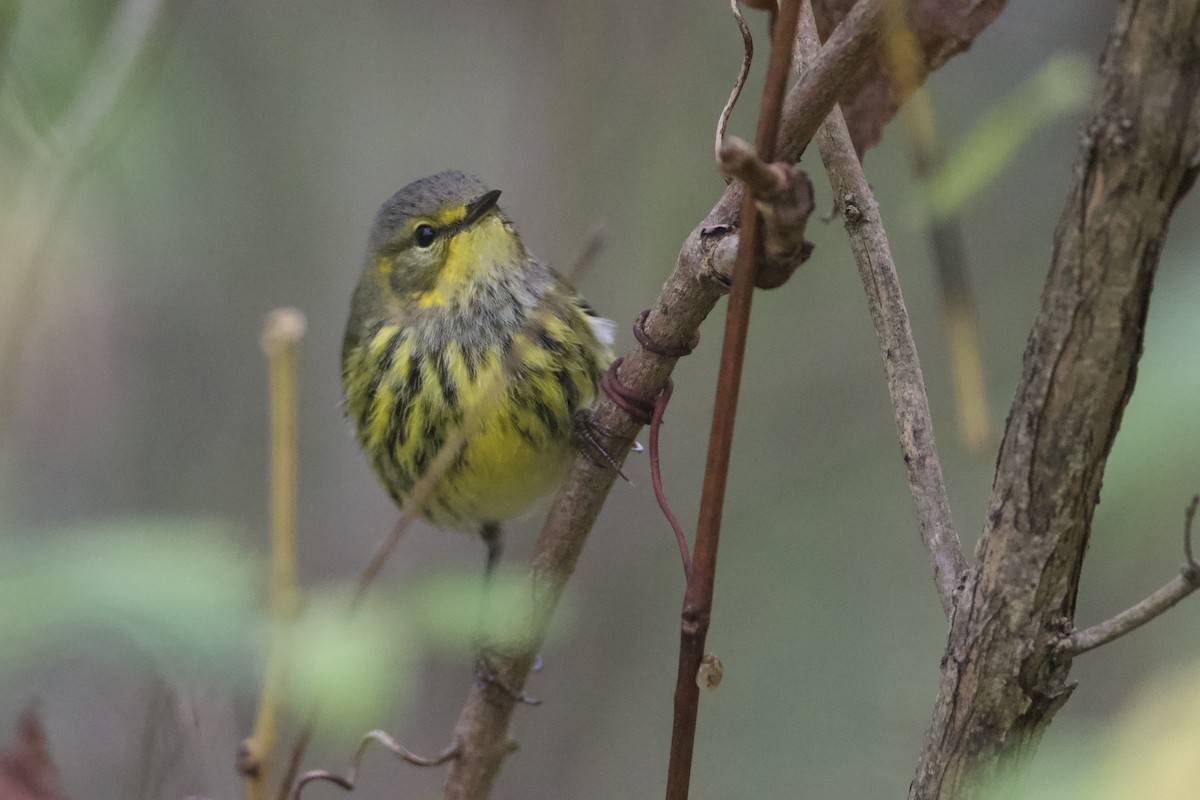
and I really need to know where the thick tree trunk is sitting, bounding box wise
[909,1,1200,797]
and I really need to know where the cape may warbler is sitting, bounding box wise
[342,171,614,570]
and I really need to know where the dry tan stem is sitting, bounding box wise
[242,310,308,800]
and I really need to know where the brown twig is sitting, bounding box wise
[665,3,802,799]
[0,707,70,800]
[277,327,541,796]
[801,3,966,614]
[774,0,886,161]
[275,725,312,800]
[349,327,536,611]
[647,381,692,578]
[565,226,606,286]
[1059,495,1200,656]
[1186,494,1198,569]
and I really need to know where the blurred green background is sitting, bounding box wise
[2,1,1198,798]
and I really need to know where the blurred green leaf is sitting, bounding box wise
[287,591,416,738]
[0,517,260,677]
[0,513,568,744]
[0,515,557,737]
[927,54,1094,219]
[1096,261,1200,530]
[0,0,111,127]
[404,569,539,652]
[284,571,549,737]
[0,0,20,66]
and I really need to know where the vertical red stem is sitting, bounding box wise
[663,2,801,798]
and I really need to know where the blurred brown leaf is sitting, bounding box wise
[812,0,1008,154]
[0,709,68,800]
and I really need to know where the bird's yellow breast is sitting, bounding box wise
[343,304,605,532]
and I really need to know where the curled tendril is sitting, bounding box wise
[715,0,754,175]
[289,730,460,800]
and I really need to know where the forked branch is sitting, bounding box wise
[441,1,1016,797]
[910,1,1200,796]
[442,7,896,797]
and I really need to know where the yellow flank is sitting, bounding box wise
[369,325,401,356]
[346,312,604,529]
[342,170,613,537]
[445,370,573,521]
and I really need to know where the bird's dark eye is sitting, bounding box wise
[413,224,436,248]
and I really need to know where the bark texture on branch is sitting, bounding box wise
[910,2,1200,797]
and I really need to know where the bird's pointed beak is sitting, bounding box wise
[462,189,502,228]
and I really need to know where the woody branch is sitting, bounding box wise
[442,0,1012,797]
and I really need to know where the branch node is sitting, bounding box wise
[633,309,700,359]
[717,135,816,289]
[718,135,785,194]
[840,193,863,224]
[699,236,737,294]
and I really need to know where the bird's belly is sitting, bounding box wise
[421,413,575,530]
[348,308,605,533]
[358,347,591,532]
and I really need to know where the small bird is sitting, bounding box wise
[342,171,614,573]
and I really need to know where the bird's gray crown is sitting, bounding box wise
[368,171,492,251]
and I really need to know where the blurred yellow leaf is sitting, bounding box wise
[984,658,1200,800]
[1094,659,1200,800]
[927,54,1093,220]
